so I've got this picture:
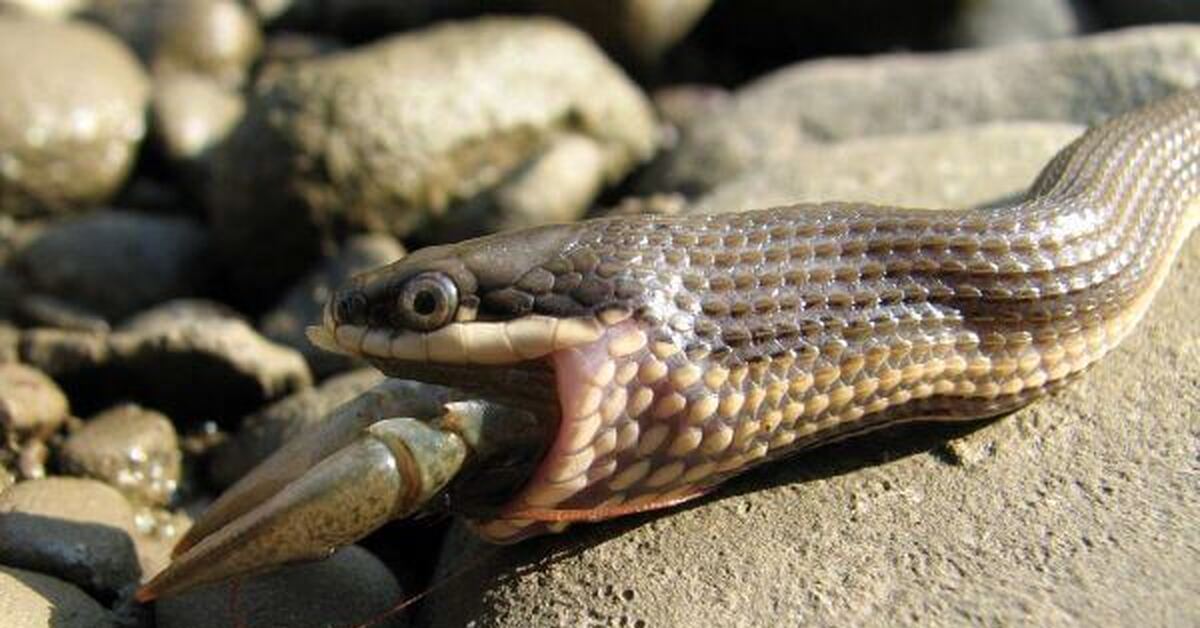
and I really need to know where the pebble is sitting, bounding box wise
[152,0,263,87]
[156,545,408,628]
[208,16,658,298]
[152,74,245,163]
[209,368,383,487]
[19,300,312,422]
[529,0,713,63]
[0,362,69,440]
[59,404,182,507]
[0,566,116,628]
[945,0,1089,48]
[0,322,16,362]
[14,210,210,321]
[0,477,142,598]
[649,25,1200,195]
[0,17,149,217]
[260,234,404,377]
[0,0,87,19]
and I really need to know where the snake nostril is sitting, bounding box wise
[333,290,368,325]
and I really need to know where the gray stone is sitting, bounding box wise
[945,0,1089,48]
[648,25,1200,195]
[209,16,657,296]
[0,362,69,440]
[0,477,142,598]
[423,126,1200,626]
[60,404,182,506]
[19,300,311,422]
[152,74,245,162]
[209,368,383,487]
[156,545,407,628]
[0,17,148,217]
[0,0,88,19]
[152,0,263,88]
[416,132,608,242]
[260,234,404,377]
[15,210,210,321]
[528,0,713,63]
[0,566,115,628]
[690,123,1085,215]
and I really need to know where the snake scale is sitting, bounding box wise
[320,88,1199,543]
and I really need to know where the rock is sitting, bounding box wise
[0,464,13,490]
[945,0,1090,48]
[209,368,383,487]
[14,294,111,333]
[0,477,142,598]
[152,74,245,163]
[0,17,149,217]
[132,506,191,580]
[209,16,658,299]
[0,323,17,362]
[689,123,1086,215]
[648,25,1200,195]
[19,300,311,422]
[0,566,116,628]
[0,0,87,19]
[423,134,1200,627]
[260,234,404,377]
[416,132,608,242]
[152,0,263,88]
[14,210,210,321]
[0,362,69,440]
[260,30,342,66]
[59,404,182,506]
[528,0,713,63]
[156,545,407,628]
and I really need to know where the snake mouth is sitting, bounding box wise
[306,304,615,417]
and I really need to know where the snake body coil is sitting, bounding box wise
[325,89,1199,542]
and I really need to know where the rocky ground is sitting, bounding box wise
[0,1,1196,627]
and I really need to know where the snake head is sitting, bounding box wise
[308,220,660,398]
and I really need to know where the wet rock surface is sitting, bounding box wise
[260,233,404,377]
[209,16,658,297]
[649,25,1200,195]
[0,17,148,216]
[14,210,210,321]
[60,404,181,506]
[0,477,142,598]
[156,545,407,628]
[19,300,311,421]
[0,566,115,628]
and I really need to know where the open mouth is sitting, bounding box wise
[307,305,671,542]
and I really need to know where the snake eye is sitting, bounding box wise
[397,272,458,331]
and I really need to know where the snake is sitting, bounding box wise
[316,88,1199,543]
